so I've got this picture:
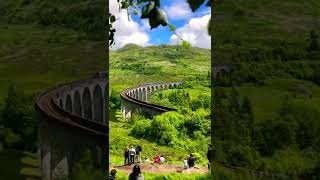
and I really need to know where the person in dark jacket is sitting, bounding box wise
[187,154,196,168]
[128,164,144,180]
[136,145,142,163]
[207,144,213,169]
[124,147,129,165]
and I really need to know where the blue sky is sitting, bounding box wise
[110,0,211,49]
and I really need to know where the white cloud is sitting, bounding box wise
[164,0,192,20]
[109,0,150,49]
[170,14,211,49]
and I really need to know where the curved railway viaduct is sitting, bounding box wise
[120,63,233,120]
[121,82,182,119]
[35,77,107,180]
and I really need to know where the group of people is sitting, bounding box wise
[124,145,142,165]
[109,144,214,179]
[152,155,165,164]
[124,145,167,165]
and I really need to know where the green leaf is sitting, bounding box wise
[149,7,168,29]
[169,24,176,32]
[182,40,191,48]
[186,0,206,12]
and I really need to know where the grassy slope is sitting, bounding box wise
[215,0,320,121]
[109,111,206,166]
[109,44,210,91]
[214,0,320,51]
[0,23,105,104]
[237,78,320,121]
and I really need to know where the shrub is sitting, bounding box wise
[254,119,296,156]
[4,129,22,149]
[72,150,105,180]
[131,119,151,138]
[109,89,120,110]
[225,144,261,168]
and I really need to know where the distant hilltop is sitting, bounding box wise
[118,43,143,51]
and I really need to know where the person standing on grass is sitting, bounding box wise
[207,144,213,169]
[128,164,144,180]
[135,146,140,163]
[124,147,129,165]
[136,145,142,163]
[129,145,136,164]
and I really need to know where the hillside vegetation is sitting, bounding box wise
[213,0,320,179]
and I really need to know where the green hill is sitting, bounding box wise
[214,0,320,63]
[110,44,210,91]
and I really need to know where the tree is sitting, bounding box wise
[109,89,120,109]
[1,85,36,151]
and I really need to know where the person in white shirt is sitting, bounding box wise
[129,146,136,164]
[160,155,165,164]
[183,159,189,169]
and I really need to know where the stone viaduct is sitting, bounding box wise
[35,77,107,180]
[120,82,182,119]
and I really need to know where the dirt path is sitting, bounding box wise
[112,163,208,174]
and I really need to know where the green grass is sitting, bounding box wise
[214,0,320,63]
[235,78,320,121]
[153,87,211,100]
[109,44,210,92]
[0,23,105,105]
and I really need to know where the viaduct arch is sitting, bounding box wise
[213,64,233,78]
[36,77,107,180]
[120,82,182,120]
